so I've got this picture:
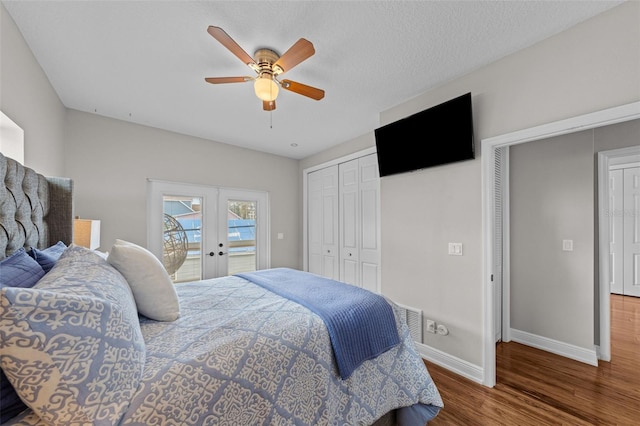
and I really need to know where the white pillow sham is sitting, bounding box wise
[107,239,180,321]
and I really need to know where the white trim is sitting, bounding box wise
[597,145,640,361]
[481,101,640,387]
[501,148,512,344]
[304,146,377,174]
[416,342,484,385]
[482,102,640,149]
[481,145,497,387]
[510,329,598,366]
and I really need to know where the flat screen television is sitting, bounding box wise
[374,92,474,177]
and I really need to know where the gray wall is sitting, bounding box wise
[0,4,66,176]
[510,119,639,349]
[1,3,300,267]
[302,2,639,367]
[64,110,300,266]
[510,130,595,348]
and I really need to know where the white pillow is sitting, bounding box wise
[107,239,180,321]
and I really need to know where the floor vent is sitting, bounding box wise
[395,303,423,343]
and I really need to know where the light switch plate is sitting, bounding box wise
[448,243,463,256]
[562,239,573,251]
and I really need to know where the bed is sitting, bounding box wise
[0,152,443,425]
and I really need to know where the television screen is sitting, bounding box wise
[374,92,474,177]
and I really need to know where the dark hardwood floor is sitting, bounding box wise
[424,294,639,425]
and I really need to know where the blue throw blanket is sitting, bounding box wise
[235,268,400,379]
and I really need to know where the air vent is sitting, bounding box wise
[394,303,423,343]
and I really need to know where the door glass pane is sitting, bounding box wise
[163,195,202,283]
[227,200,257,274]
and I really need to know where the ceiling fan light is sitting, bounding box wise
[254,76,279,102]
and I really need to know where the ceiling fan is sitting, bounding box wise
[204,26,325,111]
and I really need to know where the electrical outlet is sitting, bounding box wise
[426,319,436,333]
[436,324,449,336]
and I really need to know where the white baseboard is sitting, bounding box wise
[415,342,485,385]
[416,330,599,387]
[510,328,598,366]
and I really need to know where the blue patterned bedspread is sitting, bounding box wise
[118,275,443,425]
[236,268,400,379]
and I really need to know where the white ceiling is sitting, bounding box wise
[2,0,623,160]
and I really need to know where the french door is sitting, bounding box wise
[147,179,270,282]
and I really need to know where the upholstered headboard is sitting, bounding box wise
[0,152,74,260]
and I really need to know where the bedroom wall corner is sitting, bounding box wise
[0,2,66,176]
[64,109,301,268]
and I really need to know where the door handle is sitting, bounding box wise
[208,251,215,257]
[218,251,226,256]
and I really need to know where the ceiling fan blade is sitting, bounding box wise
[205,77,253,84]
[263,100,276,111]
[273,39,315,74]
[280,79,325,100]
[207,26,256,67]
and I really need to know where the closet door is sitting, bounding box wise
[609,169,624,294]
[623,167,640,297]
[358,154,381,293]
[339,153,381,292]
[339,158,359,285]
[610,166,640,297]
[308,165,339,280]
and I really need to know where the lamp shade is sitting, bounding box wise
[74,219,101,249]
[254,76,279,102]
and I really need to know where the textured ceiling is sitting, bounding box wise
[2,1,624,159]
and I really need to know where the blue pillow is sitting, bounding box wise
[27,241,67,273]
[0,249,45,421]
[0,370,27,423]
[0,248,45,288]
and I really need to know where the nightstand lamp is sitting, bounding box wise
[74,218,101,250]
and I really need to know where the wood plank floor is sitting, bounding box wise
[424,294,640,425]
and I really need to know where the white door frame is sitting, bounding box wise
[481,101,640,387]
[599,147,640,301]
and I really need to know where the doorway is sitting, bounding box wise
[481,101,640,387]
[604,149,640,297]
[147,179,270,281]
